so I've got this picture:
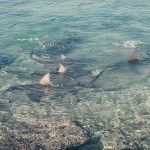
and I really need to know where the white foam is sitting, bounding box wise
[17,37,39,42]
[113,43,120,46]
[38,41,46,49]
[17,37,46,49]
[123,40,142,48]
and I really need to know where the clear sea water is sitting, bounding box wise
[0,0,150,149]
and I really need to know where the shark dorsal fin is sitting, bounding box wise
[39,73,52,86]
[128,51,138,63]
[58,64,67,74]
[60,54,66,61]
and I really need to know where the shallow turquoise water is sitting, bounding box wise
[0,0,150,149]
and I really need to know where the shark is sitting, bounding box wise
[93,50,150,83]
[73,50,150,92]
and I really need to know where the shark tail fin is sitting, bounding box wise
[30,48,43,64]
[39,73,52,86]
[30,48,34,60]
[60,54,67,61]
[128,51,138,63]
[58,64,67,74]
[92,70,105,82]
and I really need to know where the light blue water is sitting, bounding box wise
[0,0,150,149]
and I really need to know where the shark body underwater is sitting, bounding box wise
[3,51,150,102]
